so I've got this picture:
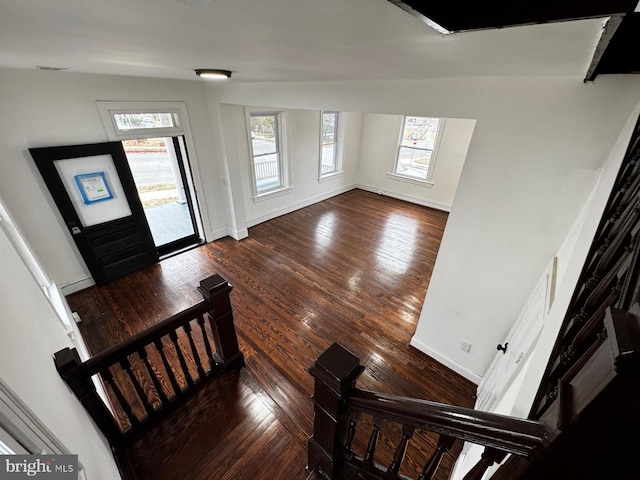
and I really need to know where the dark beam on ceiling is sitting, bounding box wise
[389,0,638,32]
[588,13,640,79]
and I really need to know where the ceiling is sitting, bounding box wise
[390,0,640,79]
[0,0,636,83]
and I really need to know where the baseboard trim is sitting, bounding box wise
[410,337,482,384]
[60,276,95,295]
[230,228,249,240]
[355,184,451,212]
[207,227,232,242]
[245,185,357,228]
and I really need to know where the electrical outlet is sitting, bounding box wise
[461,340,472,352]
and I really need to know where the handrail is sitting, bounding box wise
[80,301,211,375]
[347,389,548,456]
[307,343,548,480]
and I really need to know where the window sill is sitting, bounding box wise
[253,186,293,203]
[318,171,344,183]
[386,173,434,187]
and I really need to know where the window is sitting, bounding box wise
[320,111,339,177]
[97,102,185,139]
[247,111,290,198]
[393,116,442,182]
[113,112,177,131]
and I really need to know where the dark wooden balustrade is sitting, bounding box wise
[490,304,640,480]
[530,114,640,420]
[307,343,549,480]
[54,274,244,446]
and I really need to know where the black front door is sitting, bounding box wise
[29,141,159,284]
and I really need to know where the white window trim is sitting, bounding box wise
[318,111,344,180]
[245,107,291,201]
[96,100,209,242]
[97,101,186,140]
[386,172,435,187]
[318,171,345,184]
[390,116,445,185]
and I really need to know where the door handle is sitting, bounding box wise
[497,342,508,354]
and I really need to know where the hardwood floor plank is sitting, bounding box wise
[67,189,476,479]
[126,370,304,480]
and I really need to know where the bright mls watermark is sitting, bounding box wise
[0,455,77,479]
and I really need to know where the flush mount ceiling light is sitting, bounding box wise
[36,66,68,71]
[194,69,232,80]
[171,0,216,5]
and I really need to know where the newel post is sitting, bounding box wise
[308,343,365,478]
[54,347,123,445]
[198,274,244,370]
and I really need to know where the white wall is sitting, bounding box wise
[218,104,362,231]
[2,68,640,390]
[0,223,121,479]
[511,99,640,415]
[357,113,475,211]
[451,100,640,480]
[0,68,228,292]
[208,75,640,383]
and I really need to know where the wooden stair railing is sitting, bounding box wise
[54,274,244,447]
[307,343,549,480]
[530,113,640,421]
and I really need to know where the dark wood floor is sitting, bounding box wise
[67,189,477,480]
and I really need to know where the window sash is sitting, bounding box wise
[98,105,185,139]
[320,112,338,176]
[394,116,441,182]
[250,113,283,194]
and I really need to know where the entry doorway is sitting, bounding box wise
[122,135,203,257]
[97,101,207,260]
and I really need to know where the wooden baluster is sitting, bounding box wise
[169,330,194,387]
[198,274,244,370]
[307,343,365,478]
[417,435,455,480]
[120,356,154,417]
[462,447,507,480]
[362,417,382,470]
[183,321,205,379]
[154,338,182,397]
[54,348,123,445]
[385,424,415,479]
[138,347,169,407]
[344,414,359,458]
[197,314,216,372]
[101,367,139,428]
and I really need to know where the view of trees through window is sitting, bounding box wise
[114,113,176,131]
[395,116,440,181]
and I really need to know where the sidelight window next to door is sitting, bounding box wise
[122,135,202,257]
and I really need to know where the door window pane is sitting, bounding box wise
[122,137,196,247]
